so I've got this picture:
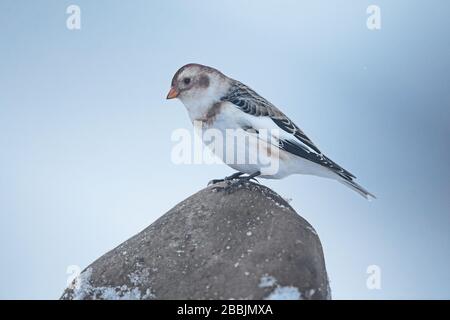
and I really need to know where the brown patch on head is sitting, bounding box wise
[199,74,210,88]
[170,63,224,87]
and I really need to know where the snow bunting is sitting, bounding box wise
[167,63,375,199]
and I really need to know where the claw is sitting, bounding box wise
[207,172,245,187]
[208,171,260,190]
[208,179,224,186]
[222,179,244,194]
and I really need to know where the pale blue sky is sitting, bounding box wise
[0,0,449,299]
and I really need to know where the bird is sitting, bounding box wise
[166,63,375,199]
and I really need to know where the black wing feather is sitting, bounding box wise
[280,140,355,180]
[271,117,321,154]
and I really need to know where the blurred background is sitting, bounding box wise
[0,0,449,299]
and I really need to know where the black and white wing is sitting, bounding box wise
[221,81,356,181]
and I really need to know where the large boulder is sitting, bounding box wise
[61,181,330,300]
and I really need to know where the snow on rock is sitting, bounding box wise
[62,268,155,300]
[259,275,277,288]
[265,286,302,300]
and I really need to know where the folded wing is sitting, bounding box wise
[221,80,356,180]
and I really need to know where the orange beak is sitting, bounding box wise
[166,87,179,99]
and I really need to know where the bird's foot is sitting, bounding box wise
[239,171,261,184]
[209,171,261,193]
[246,176,260,184]
[210,179,243,194]
[207,172,244,186]
[207,179,223,186]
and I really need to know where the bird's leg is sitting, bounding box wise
[219,171,261,193]
[207,172,245,186]
[239,171,261,184]
[226,171,246,180]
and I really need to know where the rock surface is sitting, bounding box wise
[61,182,330,300]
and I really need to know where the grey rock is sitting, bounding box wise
[61,182,330,300]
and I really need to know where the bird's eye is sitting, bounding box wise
[183,77,191,85]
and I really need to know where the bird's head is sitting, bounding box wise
[166,63,230,110]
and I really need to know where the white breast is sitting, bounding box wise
[195,103,281,177]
